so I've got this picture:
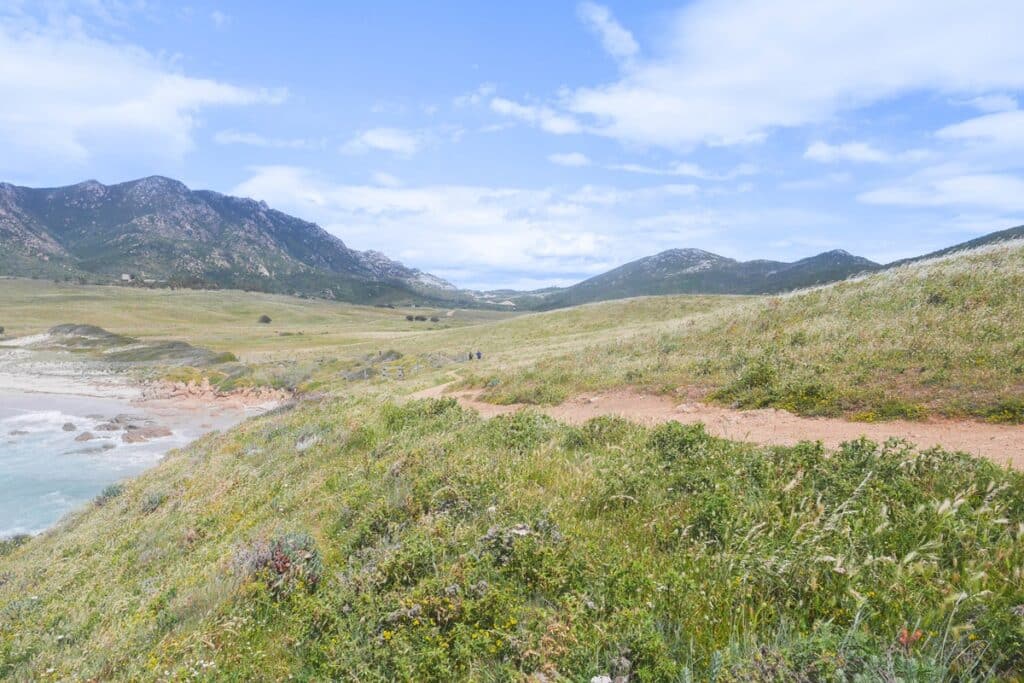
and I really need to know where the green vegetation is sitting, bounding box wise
[2,398,1023,680]
[2,243,1024,679]
[463,242,1024,422]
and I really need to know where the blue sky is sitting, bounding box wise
[2,1,1024,289]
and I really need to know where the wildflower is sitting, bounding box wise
[898,627,923,650]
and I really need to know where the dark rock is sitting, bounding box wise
[122,426,173,443]
[95,422,121,431]
[62,422,76,432]
[8,430,28,436]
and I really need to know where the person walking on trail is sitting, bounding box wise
[476,350,482,360]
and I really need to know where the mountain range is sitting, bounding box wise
[1,176,1021,310]
[0,176,458,304]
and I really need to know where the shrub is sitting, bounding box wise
[982,398,1024,424]
[406,315,414,321]
[234,532,322,596]
[258,315,272,324]
[430,316,440,323]
[141,492,167,514]
[0,534,29,557]
[414,315,427,322]
[647,420,710,461]
[95,483,125,506]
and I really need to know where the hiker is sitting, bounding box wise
[476,350,482,360]
[468,352,473,361]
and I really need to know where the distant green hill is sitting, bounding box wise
[4,175,1022,310]
[507,227,1024,310]
[513,247,881,310]
[0,176,460,305]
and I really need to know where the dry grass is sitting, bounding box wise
[460,242,1024,422]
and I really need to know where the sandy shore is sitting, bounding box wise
[0,347,286,442]
[0,347,290,536]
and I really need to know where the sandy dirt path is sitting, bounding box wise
[411,384,1024,469]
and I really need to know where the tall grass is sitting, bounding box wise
[2,398,1022,680]
[464,242,1024,422]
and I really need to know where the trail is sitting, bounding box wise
[411,384,1024,469]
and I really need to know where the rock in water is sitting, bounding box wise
[122,426,173,443]
[75,432,96,442]
[62,422,76,431]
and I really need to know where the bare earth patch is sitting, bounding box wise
[413,384,1024,468]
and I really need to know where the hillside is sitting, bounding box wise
[509,248,880,310]
[2,244,1024,679]
[0,177,457,304]
[891,224,1024,267]
[463,240,1024,423]
[2,397,1021,680]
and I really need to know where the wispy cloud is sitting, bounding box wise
[0,11,284,165]
[548,152,591,167]
[232,166,726,289]
[577,2,638,62]
[210,10,230,28]
[937,110,1024,147]
[342,127,423,156]
[514,0,1024,149]
[607,161,757,180]
[454,83,496,107]
[961,94,1018,113]
[214,130,319,149]
[860,171,1024,212]
[490,98,581,135]
[804,141,892,164]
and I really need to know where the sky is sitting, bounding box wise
[2,1,1024,290]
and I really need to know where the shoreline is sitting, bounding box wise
[0,350,289,538]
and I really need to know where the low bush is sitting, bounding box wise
[94,483,125,506]
[140,492,167,514]
[234,532,322,597]
[0,534,29,558]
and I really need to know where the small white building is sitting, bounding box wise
[121,273,132,282]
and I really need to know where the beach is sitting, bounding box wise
[0,348,273,537]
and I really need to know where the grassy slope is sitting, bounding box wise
[462,242,1024,422]
[2,398,1023,680]
[0,279,511,363]
[2,247,1024,679]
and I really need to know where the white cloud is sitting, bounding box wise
[371,171,402,187]
[779,172,852,191]
[548,152,591,167]
[210,10,230,28]
[860,172,1024,212]
[231,166,716,289]
[0,14,283,164]
[454,83,496,107]
[214,129,318,149]
[554,0,1024,148]
[342,127,422,156]
[805,141,891,163]
[936,110,1024,147]
[577,2,638,61]
[490,97,582,134]
[962,94,1018,113]
[608,161,757,180]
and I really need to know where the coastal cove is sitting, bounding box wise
[0,380,262,539]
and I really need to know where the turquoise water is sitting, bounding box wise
[0,392,186,537]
